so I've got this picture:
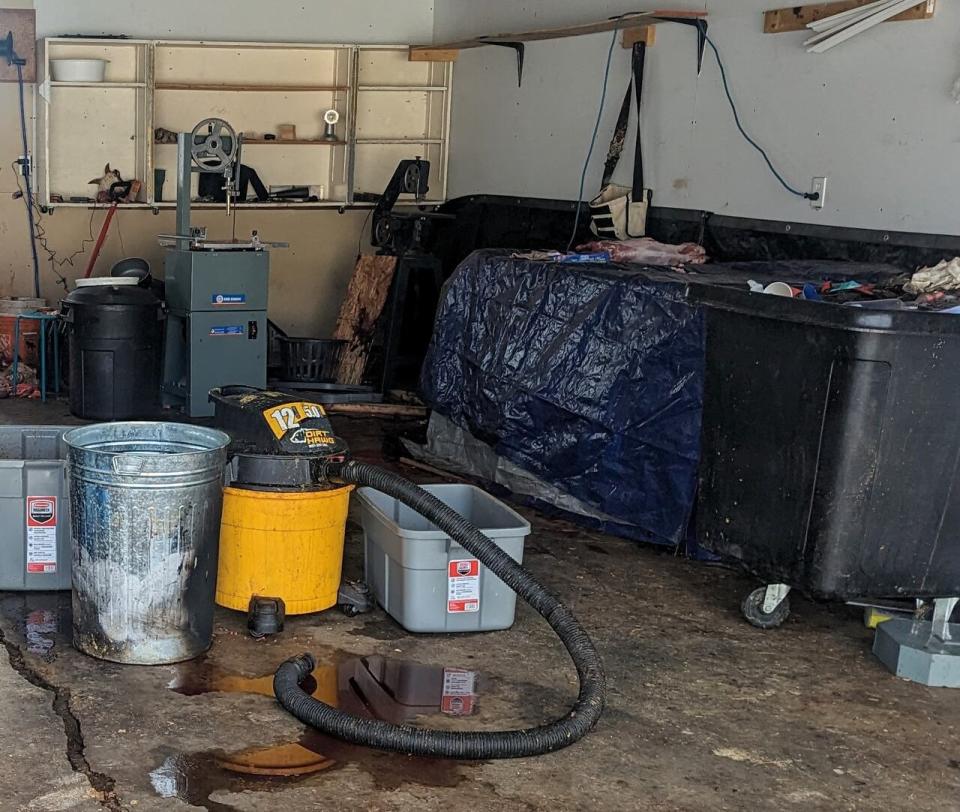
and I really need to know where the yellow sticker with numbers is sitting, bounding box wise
[262,401,328,439]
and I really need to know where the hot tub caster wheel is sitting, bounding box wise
[741,584,791,629]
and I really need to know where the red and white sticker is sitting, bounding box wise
[26,496,57,574]
[447,559,480,613]
[441,668,477,717]
[442,667,476,695]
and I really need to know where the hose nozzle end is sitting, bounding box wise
[323,457,349,484]
[286,653,316,679]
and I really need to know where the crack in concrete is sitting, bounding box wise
[0,624,124,812]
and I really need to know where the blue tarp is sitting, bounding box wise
[421,250,705,547]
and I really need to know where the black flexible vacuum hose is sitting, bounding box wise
[273,459,606,759]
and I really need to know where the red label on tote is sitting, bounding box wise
[26,496,57,573]
[447,559,480,613]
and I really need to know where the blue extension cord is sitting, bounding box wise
[15,61,41,297]
[704,34,814,201]
[566,29,619,252]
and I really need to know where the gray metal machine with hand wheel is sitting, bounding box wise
[159,118,287,417]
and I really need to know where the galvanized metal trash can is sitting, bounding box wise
[64,422,230,664]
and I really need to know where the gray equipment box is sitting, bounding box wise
[356,483,530,633]
[163,249,269,313]
[162,249,269,417]
[0,426,72,591]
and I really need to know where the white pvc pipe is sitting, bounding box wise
[808,0,922,53]
[806,0,895,32]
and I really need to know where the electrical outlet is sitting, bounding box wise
[810,176,827,210]
[16,155,29,176]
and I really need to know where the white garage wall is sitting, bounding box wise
[34,0,435,42]
[434,0,960,235]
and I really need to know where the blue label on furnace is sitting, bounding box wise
[212,293,246,305]
[210,325,244,336]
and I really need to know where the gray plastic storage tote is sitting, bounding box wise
[356,483,530,633]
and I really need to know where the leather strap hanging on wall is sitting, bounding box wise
[590,42,650,240]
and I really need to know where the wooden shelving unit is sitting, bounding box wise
[36,38,453,209]
[37,38,153,210]
[352,46,452,198]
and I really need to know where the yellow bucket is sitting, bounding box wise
[216,485,353,615]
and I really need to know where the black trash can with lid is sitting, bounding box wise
[61,279,164,419]
[691,283,960,606]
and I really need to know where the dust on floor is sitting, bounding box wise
[0,401,957,810]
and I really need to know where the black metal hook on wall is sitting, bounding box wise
[652,17,709,75]
[483,17,708,87]
[486,40,525,87]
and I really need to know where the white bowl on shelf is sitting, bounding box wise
[75,277,138,288]
[50,59,109,82]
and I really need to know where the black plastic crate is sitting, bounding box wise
[278,337,344,383]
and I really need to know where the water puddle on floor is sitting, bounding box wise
[0,591,72,662]
[0,594,486,809]
[155,654,483,808]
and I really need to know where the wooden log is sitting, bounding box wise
[332,255,398,385]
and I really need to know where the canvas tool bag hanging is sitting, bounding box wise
[590,42,650,240]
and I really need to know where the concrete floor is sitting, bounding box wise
[1,398,959,811]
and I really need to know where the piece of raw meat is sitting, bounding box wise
[577,237,708,266]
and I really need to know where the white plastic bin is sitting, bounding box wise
[356,483,530,633]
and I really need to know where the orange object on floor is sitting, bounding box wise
[0,314,39,366]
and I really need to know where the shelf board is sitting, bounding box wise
[358,85,447,91]
[47,37,153,46]
[46,201,353,210]
[46,201,151,208]
[155,82,348,91]
[244,138,347,145]
[356,138,443,144]
[156,40,354,50]
[154,138,346,146]
[170,201,350,209]
[49,81,145,88]
[410,9,707,53]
